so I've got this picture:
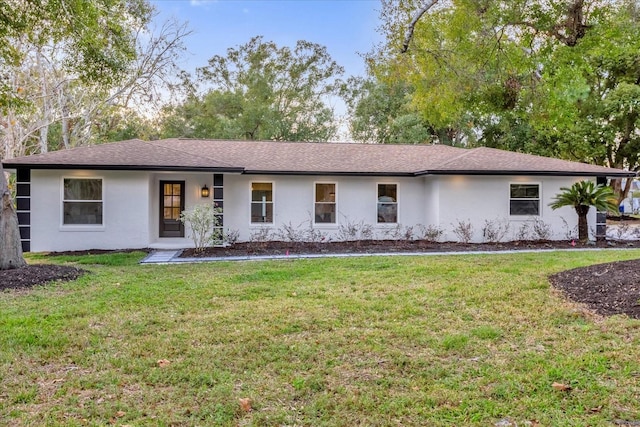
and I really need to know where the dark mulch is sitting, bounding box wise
[0,264,85,291]
[550,259,640,319]
[180,239,619,258]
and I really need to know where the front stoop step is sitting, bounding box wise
[141,250,183,264]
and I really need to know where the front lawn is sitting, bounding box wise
[2,251,640,426]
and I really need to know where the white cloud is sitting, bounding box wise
[190,0,217,7]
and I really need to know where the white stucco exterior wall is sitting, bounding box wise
[435,175,593,242]
[30,170,151,252]
[222,175,427,242]
[26,170,600,252]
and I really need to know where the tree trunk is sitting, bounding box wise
[37,48,49,153]
[576,209,590,242]
[0,163,27,270]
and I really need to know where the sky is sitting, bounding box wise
[150,0,383,79]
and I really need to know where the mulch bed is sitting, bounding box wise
[2,240,640,320]
[550,259,640,319]
[180,239,619,258]
[0,265,84,291]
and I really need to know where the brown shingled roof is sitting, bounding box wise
[2,138,634,177]
[424,147,626,176]
[2,139,241,172]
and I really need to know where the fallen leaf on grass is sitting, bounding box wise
[552,382,572,391]
[589,406,603,413]
[239,398,252,412]
[157,359,171,368]
[115,411,126,418]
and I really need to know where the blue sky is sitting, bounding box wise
[151,0,383,78]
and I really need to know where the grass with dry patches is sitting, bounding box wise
[1,250,640,426]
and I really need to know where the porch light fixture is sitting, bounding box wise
[201,185,210,198]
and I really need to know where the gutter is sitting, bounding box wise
[413,169,637,178]
[1,163,245,173]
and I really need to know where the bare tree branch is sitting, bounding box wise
[401,0,440,53]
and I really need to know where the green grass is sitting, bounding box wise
[2,250,640,426]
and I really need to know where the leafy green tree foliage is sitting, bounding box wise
[0,0,166,269]
[371,0,640,200]
[343,76,431,144]
[1,6,189,159]
[161,36,344,142]
[0,0,152,110]
[549,180,618,241]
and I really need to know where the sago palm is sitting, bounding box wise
[549,180,618,241]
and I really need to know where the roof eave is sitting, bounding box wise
[242,169,415,177]
[1,163,245,173]
[414,169,637,178]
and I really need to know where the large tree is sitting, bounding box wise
[0,0,177,269]
[342,75,471,144]
[1,13,189,159]
[370,0,640,200]
[161,36,344,142]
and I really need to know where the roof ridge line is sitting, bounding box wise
[147,139,238,169]
[437,147,479,168]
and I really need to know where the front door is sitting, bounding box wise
[160,181,185,237]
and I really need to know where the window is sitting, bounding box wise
[315,183,336,224]
[377,183,397,223]
[63,178,103,225]
[510,183,540,216]
[251,182,273,223]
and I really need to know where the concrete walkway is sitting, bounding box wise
[140,250,182,264]
[139,245,638,264]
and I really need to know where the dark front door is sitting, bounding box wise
[160,181,185,237]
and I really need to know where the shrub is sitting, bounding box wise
[224,228,240,245]
[613,221,630,240]
[276,221,305,242]
[249,227,273,243]
[383,224,415,241]
[531,218,552,240]
[560,217,578,241]
[451,219,474,243]
[179,204,223,252]
[417,224,444,242]
[337,217,374,242]
[302,216,328,243]
[513,222,531,241]
[481,218,510,243]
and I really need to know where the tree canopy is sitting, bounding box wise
[1,1,189,160]
[366,0,640,199]
[1,0,152,109]
[0,0,181,269]
[160,36,344,142]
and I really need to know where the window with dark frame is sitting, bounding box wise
[63,178,103,225]
[509,184,540,216]
[315,183,336,224]
[377,184,397,223]
[251,182,273,223]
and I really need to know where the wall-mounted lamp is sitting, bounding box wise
[201,185,210,198]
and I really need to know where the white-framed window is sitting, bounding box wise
[377,183,398,223]
[314,182,336,224]
[251,182,273,224]
[509,183,540,216]
[62,178,103,225]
